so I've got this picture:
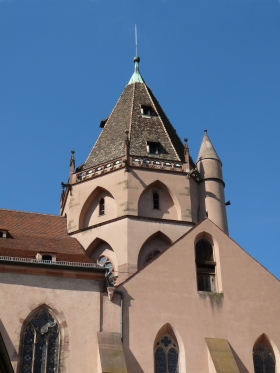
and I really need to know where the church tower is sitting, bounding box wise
[60,57,228,283]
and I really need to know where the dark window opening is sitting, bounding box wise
[0,230,8,238]
[100,117,108,128]
[42,255,52,261]
[195,239,216,292]
[253,343,275,373]
[147,141,160,155]
[99,198,105,216]
[153,192,160,209]
[141,105,157,117]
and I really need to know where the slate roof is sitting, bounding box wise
[81,60,185,170]
[0,209,93,263]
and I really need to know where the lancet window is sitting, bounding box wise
[99,198,105,215]
[20,308,60,373]
[154,334,179,373]
[195,238,216,292]
[253,342,275,373]
[153,192,160,209]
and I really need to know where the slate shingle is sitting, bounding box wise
[82,80,185,170]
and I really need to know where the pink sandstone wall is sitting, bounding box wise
[0,272,102,373]
[64,166,197,234]
[73,218,191,283]
[116,219,280,373]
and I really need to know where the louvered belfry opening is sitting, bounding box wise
[195,238,216,292]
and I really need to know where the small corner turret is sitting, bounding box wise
[196,130,229,234]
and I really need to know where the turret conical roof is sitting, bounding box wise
[196,130,220,163]
[81,58,185,170]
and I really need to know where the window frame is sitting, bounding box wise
[141,105,157,117]
[19,308,60,373]
[147,141,161,155]
[154,334,179,373]
[195,238,216,292]
[253,341,276,373]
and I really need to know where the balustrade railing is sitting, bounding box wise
[0,255,102,268]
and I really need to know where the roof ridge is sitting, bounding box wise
[128,82,136,140]
[0,208,63,218]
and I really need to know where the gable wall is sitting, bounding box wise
[118,219,280,373]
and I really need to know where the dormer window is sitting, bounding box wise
[141,105,157,117]
[147,141,160,155]
[36,253,56,262]
[0,230,8,238]
[42,255,53,261]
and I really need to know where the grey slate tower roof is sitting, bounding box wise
[197,130,220,163]
[81,58,185,170]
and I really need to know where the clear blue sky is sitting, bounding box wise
[1,0,280,278]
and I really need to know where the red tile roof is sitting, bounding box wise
[0,209,93,263]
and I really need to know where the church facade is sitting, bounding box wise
[0,56,279,373]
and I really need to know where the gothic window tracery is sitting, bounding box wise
[253,342,275,373]
[97,255,115,285]
[145,250,161,264]
[195,238,216,292]
[154,334,179,373]
[20,309,60,373]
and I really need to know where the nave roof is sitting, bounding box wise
[0,209,93,263]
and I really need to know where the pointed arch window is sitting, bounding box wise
[154,334,179,373]
[20,308,60,373]
[153,192,160,209]
[253,342,275,373]
[195,238,216,292]
[99,198,105,216]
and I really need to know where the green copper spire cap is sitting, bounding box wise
[128,56,145,84]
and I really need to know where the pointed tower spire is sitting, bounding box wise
[80,56,185,170]
[196,130,229,234]
[197,130,220,162]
